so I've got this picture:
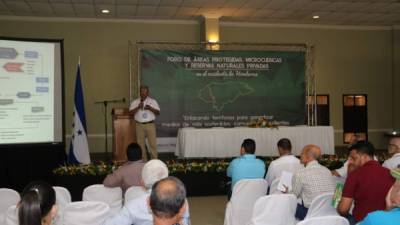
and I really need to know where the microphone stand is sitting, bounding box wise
[94,98,125,162]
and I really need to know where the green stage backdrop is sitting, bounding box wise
[141,50,306,137]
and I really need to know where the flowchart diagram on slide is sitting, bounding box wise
[0,41,54,143]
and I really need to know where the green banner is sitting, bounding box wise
[141,50,306,137]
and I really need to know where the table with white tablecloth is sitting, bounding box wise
[174,126,335,158]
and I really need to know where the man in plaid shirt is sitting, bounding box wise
[291,144,336,220]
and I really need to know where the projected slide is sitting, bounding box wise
[141,50,305,138]
[0,39,62,144]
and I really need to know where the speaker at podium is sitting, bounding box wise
[112,108,136,163]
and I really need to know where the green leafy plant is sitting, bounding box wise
[52,154,383,176]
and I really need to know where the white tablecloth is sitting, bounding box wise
[175,126,335,158]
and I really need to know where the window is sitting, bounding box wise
[307,95,330,126]
[343,94,368,144]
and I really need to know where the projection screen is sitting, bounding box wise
[0,37,64,146]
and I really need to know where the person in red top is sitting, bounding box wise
[337,141,395,225]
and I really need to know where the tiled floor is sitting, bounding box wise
[188,195,227,225]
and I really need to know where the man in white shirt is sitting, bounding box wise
[383,137,400,169]
[265,138,302,187]
[102,159,190,225]
[129,85,160,160]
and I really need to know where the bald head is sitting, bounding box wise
[387,181,400,209]
[388,137,400,156]
[304,144,322,159]
[149,176,186,220]
[300,144,322,164]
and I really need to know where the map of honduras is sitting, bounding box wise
[198,81,254,111]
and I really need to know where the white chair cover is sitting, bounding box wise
[0,188,20,224]
[82,184,122,216]
[53,186,72,225]
[269,179,281,195]
[247,194,297,225]
[305,192,338,219]
[5,205,18,225]
[297,215,349,225]
[54,186,72,205]
[62,201,110,225]
[224,179,268,225]
[269,163,303,184]
[124,186,147,205]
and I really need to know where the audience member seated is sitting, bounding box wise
[290,144,336,220]
[265,138,302,186]
[102,159,190,225]
[149,177,187,225]
[337,141,395,225]
[361,168,400,225]
[332,134,360,178]
[383,136,400,169]
[333,151,378,180]
[103,143,145,193]
[18,181,58,225]
[227,138,266,194]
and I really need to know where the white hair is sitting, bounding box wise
[141,159,169,189]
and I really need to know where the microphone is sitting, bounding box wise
[140,99,144,110]
[94,98,126,104]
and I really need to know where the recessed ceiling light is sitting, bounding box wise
[102,9,110,14]
[313,15,319,19]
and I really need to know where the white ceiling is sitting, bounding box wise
[0,0,399,26]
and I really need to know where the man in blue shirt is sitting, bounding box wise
[227,138,266,192]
